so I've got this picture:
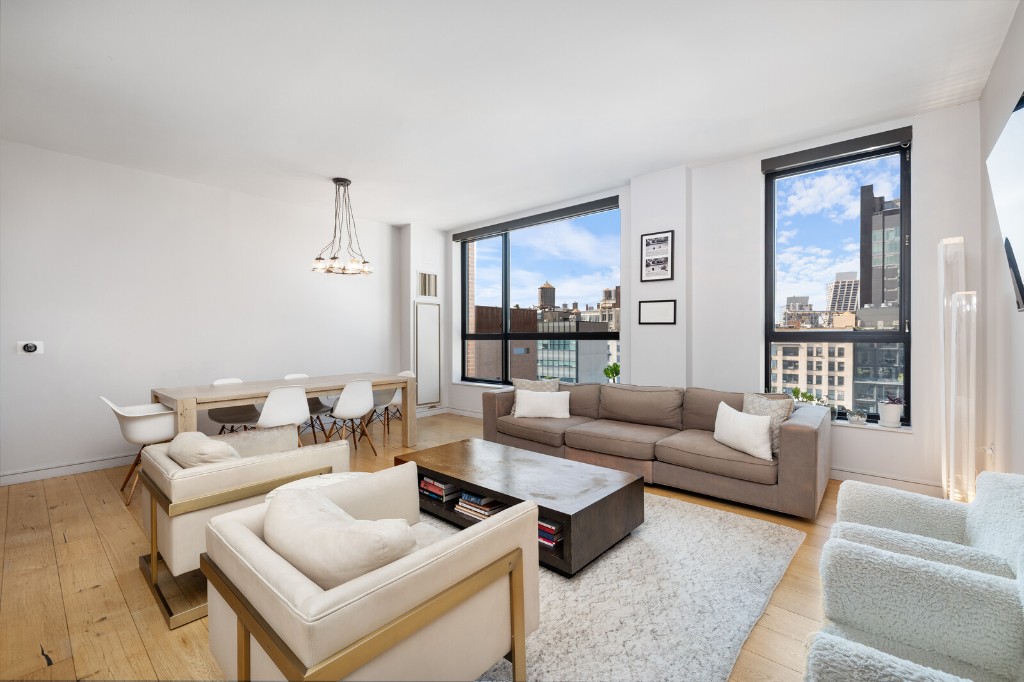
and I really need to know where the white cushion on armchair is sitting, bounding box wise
[205,461,541,681]
[140,424,350,576]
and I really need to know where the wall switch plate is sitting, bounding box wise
[17,341,44,354]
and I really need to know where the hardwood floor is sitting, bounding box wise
[0,414,834,681]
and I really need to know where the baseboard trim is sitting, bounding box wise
[1,453,138,486]
[445,407,483,419]
[830,467,943,497]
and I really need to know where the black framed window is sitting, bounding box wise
[763,128,912,424]
[454,197,621,384]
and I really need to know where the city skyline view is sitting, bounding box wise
[774,153,901,320]
[471,209,621,309]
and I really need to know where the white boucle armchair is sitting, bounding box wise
[139,425,350,628]
[831,472,1024,578]
[201,462,540,682]
[807,472,1024,681]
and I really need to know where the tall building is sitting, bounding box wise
[825,272,859,316]
[781,295,820,329]
[857,186,902,331]
[538,281,555,310]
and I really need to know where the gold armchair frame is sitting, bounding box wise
[200,547,527,682]
[138,465,331,629]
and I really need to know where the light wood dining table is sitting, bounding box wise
[151,373,417,447]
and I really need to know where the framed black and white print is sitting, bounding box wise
[638,299,676,324]
[641,230,674,282]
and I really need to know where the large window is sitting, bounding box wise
[455,197,621,384]
[763,128,911,424]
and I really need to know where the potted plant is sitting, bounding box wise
[603,362,620,384]
[877,394,904,427]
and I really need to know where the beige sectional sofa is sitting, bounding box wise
[483,383,831,519]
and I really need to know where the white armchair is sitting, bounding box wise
[201,462,540,681]
[832,472,1024,578]
[139,425,349,628]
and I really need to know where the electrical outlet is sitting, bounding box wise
[17,341,44,355]
[980,445,995,467]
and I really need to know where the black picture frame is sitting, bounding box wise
[640,229,674,282]
[638,299,676,325]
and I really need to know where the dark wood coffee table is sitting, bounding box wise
[396,438,644,576]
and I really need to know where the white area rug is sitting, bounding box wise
[424,492,805,682]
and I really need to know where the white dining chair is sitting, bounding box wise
[208,378,261,433]
[284,373,332,443]
[256,385,311,438]
[326,380,378,456]
[370,370,415,436]
[100,396,177,504]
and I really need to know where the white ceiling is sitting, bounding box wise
[1,0,1018,230]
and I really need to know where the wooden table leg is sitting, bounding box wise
[177,398,198,432]
[402,376,417,447]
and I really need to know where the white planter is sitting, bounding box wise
[877,403,903,428]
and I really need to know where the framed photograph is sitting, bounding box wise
[641,229,674,282]
[639,299,676,325]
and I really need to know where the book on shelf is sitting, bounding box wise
[422,476,460,494]
[460,491,495,506]
[454,499,506,520]
[457,497,505,514]
[538,529,563,542]
[538,519,563,534]
[538,536,562,548]
[419,479,461,502]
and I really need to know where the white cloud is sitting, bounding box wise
[779,155,901,225]
[775,244,859,313]
[843,242,859,252]
[777,229,798,245]
[510,218,620,271]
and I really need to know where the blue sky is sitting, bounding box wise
[774,154,901,318]
[472,209,621,308]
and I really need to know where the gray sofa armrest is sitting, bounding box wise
[836,480,968,544]
[776,403,831,518]
[482,389,514,443]
[807,631,968,682]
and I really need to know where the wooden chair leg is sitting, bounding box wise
[125,468,142,505]
[359,421,378,456]
[120,447,144,492]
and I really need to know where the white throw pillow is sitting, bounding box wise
[264,490,417,590]
[713,402,773,461]
[166,432,240,468]
[513,389,571,419]
[510,377,560,415]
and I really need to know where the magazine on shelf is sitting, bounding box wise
[460,491,495,506]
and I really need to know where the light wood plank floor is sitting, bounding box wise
[0,413,833,681]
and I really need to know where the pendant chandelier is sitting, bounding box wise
[312,178,373,275]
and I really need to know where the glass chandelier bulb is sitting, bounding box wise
[343,257,362,274]
[327,256,342,274]
[312,256,327,272]
[361,261,374,274]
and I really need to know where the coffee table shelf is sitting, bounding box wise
[398,438,644,576]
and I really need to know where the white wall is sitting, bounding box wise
[689,103,983,490]
[0,141,401,484]
[398,222,448,413]
[979,3,1024,474]
[626,166,689,387]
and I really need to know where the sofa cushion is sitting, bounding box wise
[513,389,570,418]
[714,402,772,461]
[743,393,793,456]
[682,387,744,432]
[655,429,778,485]
[166,432,240,468]
[565,419,679,460]
[264,490,417,590]
[560,382,601,419]
[497,415,595,447]
[599,384,683,429]
[511,378,559,417]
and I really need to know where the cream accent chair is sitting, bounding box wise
[202,462,540,681]
[139,425,350,629]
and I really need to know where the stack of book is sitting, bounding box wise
[419,476,461,503]
[454,491,506,521]
[538,519,563,548]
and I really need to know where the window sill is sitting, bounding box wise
[832,420,913,434]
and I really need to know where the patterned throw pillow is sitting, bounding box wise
[742,393,793,457]
[511,378,560,417]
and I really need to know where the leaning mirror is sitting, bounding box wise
[987,93,1024,311]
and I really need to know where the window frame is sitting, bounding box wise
[763,129,912,425]
[456,197,621,385]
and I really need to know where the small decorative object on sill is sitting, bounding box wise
[877,394,905,428]
[603,362,620,384]
[847,410,868,425]
[311,178,373,275]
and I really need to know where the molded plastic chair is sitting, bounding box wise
[326,380,378,456]
[284,373,332,442]
[256,385,311,437]
[208,378,261,433]
[370,370,415,436]
[100,396,177,504]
